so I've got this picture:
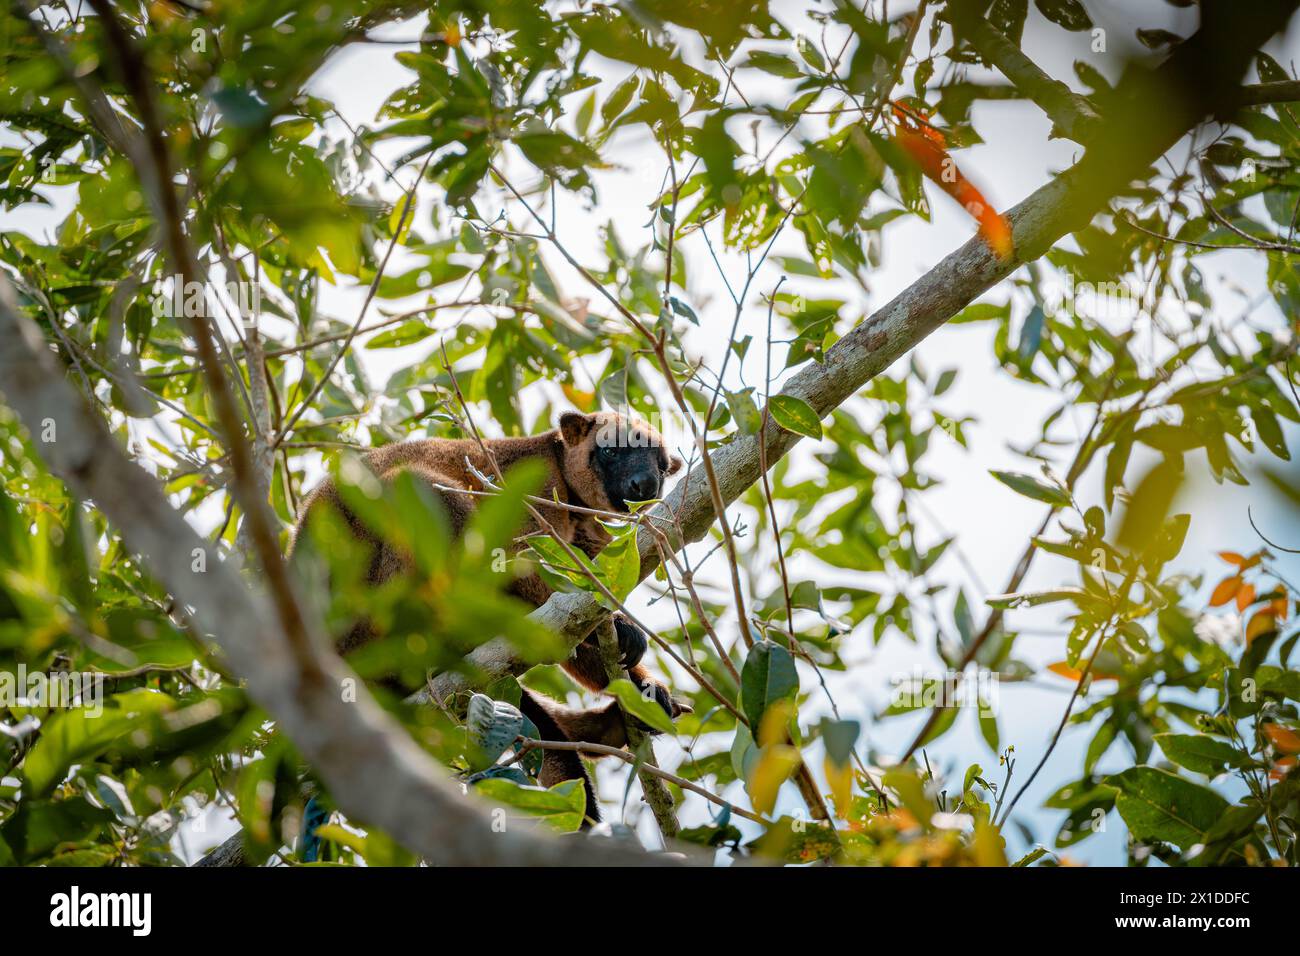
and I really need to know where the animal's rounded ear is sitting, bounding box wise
[667,455,683,475]
[559,411,595,446]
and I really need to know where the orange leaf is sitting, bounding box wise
[891,120,1013,260]
[976,208,1014,260]
[1209,576,1242,607]
[1264,724,1300,755]
[892,127,947,181]
[1235,582,1257,612]
[1047,661,1118,682]
[1218,551,1246,566]
[883,807,920,832]
[1246,611,1278,644]
[1270,597,1290,622]
[1270,756,1298,782]
[1047,662,1083,681]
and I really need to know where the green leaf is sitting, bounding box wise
[668,295,699,325]
[741,640,799,729]
[950,301,1010,324]
[883,768,933,828]
[0,798,113,865]
[606,678,677,735]
[1154,733,1253,777]
[1012,846,1048,867]
[1117,458,1185,554]
[954,589,974,646]
[1034,0,1092,32]
[366,320,434,349]
[22,689,175,797]
[767,395,823,440]
[1252,406,1290,460]
[985,587,1088,610]
[990,0,1030,46]
[1104,767,1229,851]
[731,721,759,783]
[471,777,588,832]
[595,525,640,602]
[725,388,763,435]
[979,706,1000,753]
[794,36,825,72]
[989,470,1072,507]
[465,459,547,557]
[820,718,860,767]
[743,51,804,78]
[1104,421,1135,510]
[601,74,640,125]
[916,704,958,746]
[442,144,490,206]
[466,694,525,770]
[1017,305,1045,360]
[515,130,603,176]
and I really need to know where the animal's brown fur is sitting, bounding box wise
[292,410,684,824]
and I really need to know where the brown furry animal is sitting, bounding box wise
[292,410,685,824]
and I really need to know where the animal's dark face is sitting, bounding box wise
[592,437,672,511]
[559,412,682,512]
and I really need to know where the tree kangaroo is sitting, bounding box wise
[293,410,686,823]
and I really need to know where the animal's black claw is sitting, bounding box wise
[613,614,648,669]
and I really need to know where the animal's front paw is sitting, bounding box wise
[613,614,648,669]
[633,676,692,734]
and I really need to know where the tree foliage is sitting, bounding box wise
[1,0,1298,867]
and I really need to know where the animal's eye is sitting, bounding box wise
[598,446,616,460]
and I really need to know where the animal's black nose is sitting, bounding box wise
[627,474,658,502]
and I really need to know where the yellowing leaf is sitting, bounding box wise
[824,756,853,819]
[748,745,800,815]
[1246,610,1277,644]
[973,819,1007,866]
[757,697,794,748]
[882,768,933,830]
[767,394,823,440]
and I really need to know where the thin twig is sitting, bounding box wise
[512,735,767,825]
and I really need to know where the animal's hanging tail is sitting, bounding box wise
[299,796,329,863]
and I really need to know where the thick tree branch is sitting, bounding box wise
[946,0,1102,144]
[593,619,680,840]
